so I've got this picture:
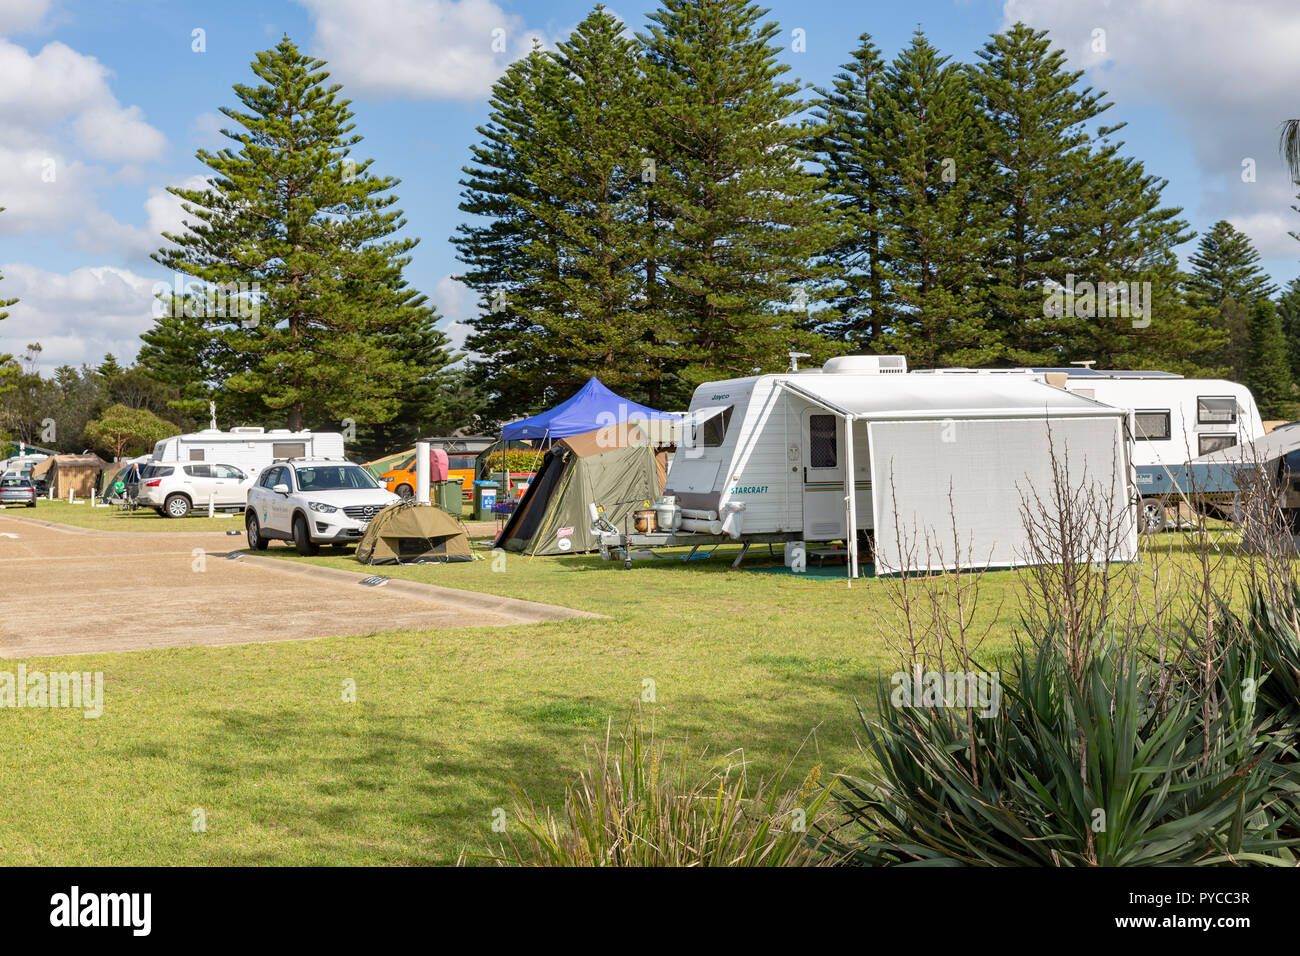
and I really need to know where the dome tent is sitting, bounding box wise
[356,501,473,565]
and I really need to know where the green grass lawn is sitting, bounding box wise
[0,514,1250,865]
[5,498,246,533]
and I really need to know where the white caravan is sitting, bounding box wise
[150,427,345,484]
[918,369,1266,467]
[666,356,1138,576]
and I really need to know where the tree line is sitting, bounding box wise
[457,2,1300,417]
[3,1,1299,453]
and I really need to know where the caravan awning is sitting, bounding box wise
[1194,423,1300,464]
[778,373,1118,421]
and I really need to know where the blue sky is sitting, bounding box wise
[2,0,1299,371]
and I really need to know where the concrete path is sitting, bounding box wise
[0,513,590,658]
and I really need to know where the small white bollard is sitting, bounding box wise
[208,494,215,518]
[67,488,73,504]
[90,489,96,508]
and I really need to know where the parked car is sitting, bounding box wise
[245,459,400,554]
[379,452,479,500]
[0,477,37,508]
[138,462,253,518]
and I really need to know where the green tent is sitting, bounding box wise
[356,501,473,564]
[497,426,666,556]
[363,448,414,479]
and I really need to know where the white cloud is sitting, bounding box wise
[0,145,207,260]
[0,37,166,162]
[296,0,551,100]
[1002,0,1300,261]
[0,263,159,368]
[0,0,51,34]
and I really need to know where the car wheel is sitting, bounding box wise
[27,499,35,508]
[164,494,191,519]
[246,513,269,551]
[395,483,414,500]
[293,515,319,556]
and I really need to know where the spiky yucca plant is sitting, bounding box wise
[832,638,1278,865]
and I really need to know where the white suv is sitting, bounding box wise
[245,459,399,554]
[139,462,253,518]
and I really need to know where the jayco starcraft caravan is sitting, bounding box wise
[660,356,1138,576]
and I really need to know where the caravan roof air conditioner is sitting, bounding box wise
[822,355,908,375]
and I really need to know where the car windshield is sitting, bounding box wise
[294,465,378,492]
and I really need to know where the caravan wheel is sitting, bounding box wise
[1139,498,1166,535]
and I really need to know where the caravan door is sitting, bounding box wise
[802,410,845,541]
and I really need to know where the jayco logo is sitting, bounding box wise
[709,393,731,402]
[50,886,151,936]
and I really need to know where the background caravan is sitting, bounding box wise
[660,356,1138,576]
[917,367,1266,468]
[150,427,346,484]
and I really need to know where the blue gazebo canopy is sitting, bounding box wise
[501,377,678,440]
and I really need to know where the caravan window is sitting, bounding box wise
[691,406,734,448]
[809,414,838,467]
[1198,396,1237,425]
[1199,434,1236,456]
[188,448,205,461]
[1134,410,1171,441]
[272,442,307,459]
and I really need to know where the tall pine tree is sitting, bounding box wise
[150,37,447,432]
[811,33,888,348]
[458,10,671,415]
[1058,151,1223,373]
[972,23,1115,364]
[455,48,571,419]
[1245,297,1294,417]
[1275,276,1300,382]
[872,31,998,367]
[1186,220,1276,306]
[1185,220,1275,379]
[640,0,839,395]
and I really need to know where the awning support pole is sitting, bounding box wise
[845,415,858,583]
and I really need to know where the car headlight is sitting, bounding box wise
[307,501,338,514]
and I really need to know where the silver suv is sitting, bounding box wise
[245,459,399,555]
[139,462,253,518]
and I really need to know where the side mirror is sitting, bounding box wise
[273,483,289,495]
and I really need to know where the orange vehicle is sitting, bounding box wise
[379,451,479,500]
